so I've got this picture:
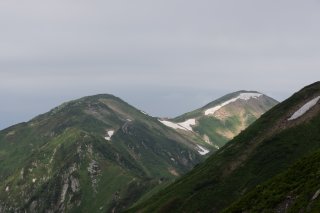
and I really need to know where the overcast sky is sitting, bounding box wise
[1,0,320,130]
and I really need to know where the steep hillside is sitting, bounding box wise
[224,149,320,213]
[159,91,278,149]
[129,82,320,213]
[0,94,206,212]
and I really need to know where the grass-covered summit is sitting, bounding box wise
[0,94,206,212]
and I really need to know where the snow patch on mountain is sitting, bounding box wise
[203,134,220,149]
[178,119,196,131]
[104,130,115,141]
[159,119,196,131]
[288,96,320,120]
[197,145,210,155]
[159,120,187,130]
[205,92,262,116]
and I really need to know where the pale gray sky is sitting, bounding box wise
[1,0,320,129]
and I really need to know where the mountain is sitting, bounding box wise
[0,91,278,213]
[129,82,320,213]
[0,94,206,212]
[159,91,278,149]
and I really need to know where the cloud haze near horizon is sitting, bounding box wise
[1,0,320,129]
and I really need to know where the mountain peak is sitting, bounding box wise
[38,93,131,118]
[204,91,262,116]
[159,91,278,150]
[0,93,205,212]
[202,90,272,109]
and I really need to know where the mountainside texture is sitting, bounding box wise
[159,91,278,149]
[224,149,320,213]
[0,94,207,213]
[129,82,320,213]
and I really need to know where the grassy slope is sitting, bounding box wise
[128,82,320,213]
[0,94,204,212]
[224,149,320,213]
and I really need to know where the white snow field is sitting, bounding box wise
[197,145,210,155]
[205,93,262,116]
[104,130,115,141]
[288,96,320,120]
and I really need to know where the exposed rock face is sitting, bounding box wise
[70,176,80,193]
[87,160,101,193]
[312,189,320,200]
[0,160,82,213]
[275,196,296,213]
[121,121,135,135]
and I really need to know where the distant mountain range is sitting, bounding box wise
[0,91,277,212]
[129,82,320,213]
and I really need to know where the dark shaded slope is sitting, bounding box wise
[224,148,320,213]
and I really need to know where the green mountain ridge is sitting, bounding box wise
[0,94,206,212]
[129,81,320,213]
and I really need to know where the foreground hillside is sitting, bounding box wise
[225,149,320,212]
[0,94,206,212]
[129,82,320,213]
